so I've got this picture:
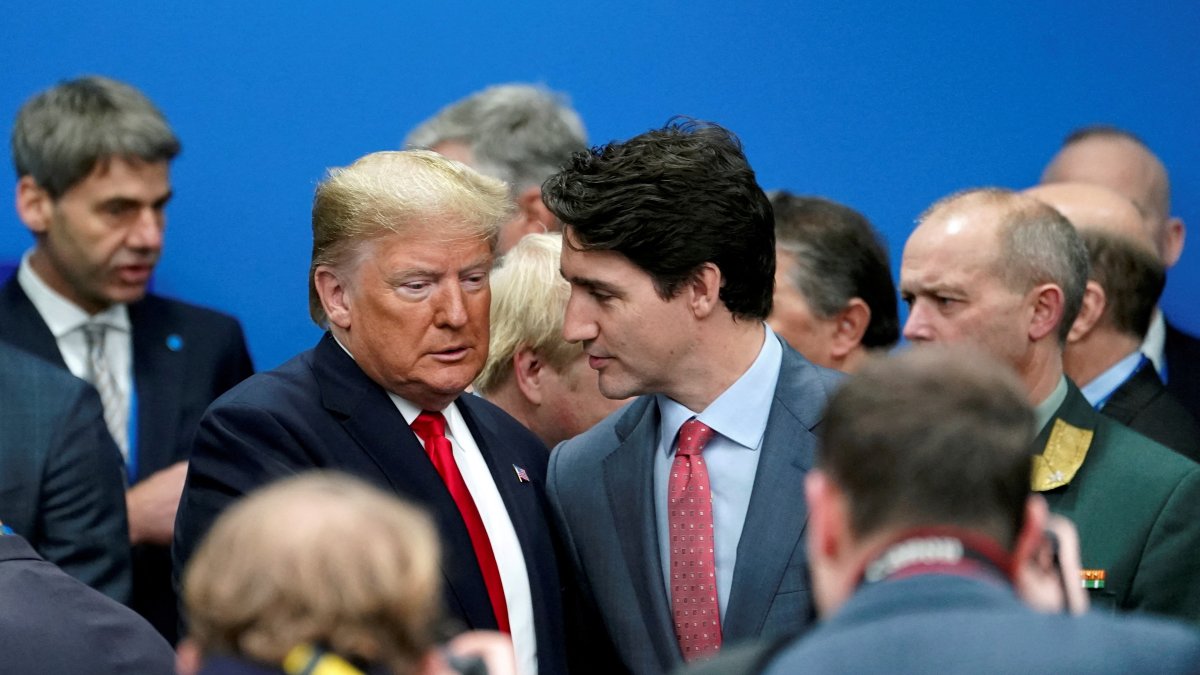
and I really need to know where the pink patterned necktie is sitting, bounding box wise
[669,418,722,661]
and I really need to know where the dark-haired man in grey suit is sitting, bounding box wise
[543,120,841,674]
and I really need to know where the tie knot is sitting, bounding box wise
[412,410,448,442]
[677,419,716,457]
[82,321,107,346]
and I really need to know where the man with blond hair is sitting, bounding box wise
[174,151,566,675]
[180,472,440,674]
[475,233,625,447]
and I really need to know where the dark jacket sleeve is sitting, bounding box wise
[38,382,133,604]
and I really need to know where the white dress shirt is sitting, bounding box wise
[17,251,132,459]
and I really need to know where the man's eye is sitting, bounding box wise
[589,290,612,302]
[402,281,430,292]
[900,294,914,309]
[462,273,488,289]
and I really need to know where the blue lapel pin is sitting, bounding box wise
[166,334,184,352]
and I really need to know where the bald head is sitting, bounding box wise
[1023,182,1156,255]
[901,189,1088,401]
[1041,129,1182,265]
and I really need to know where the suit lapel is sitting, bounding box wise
[311,335,497,629]
[603,398,680,671]
[1101,362,1160,426]
[0,278,68,366]
[724,345,822,640]
[128,299,186,481]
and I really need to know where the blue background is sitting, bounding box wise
[3,2,1198,369]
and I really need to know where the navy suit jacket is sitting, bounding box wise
[1165,319,1200,422]
[1102,359,1200,463]
[755,574,1200,675]
[0,340,130,602]
[0,275,254,640]
[174,333,568,674]
[0,534,175,675]
[547,339,842,674]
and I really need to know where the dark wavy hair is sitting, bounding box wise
[542,118,775,320]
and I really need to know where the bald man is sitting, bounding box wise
[1024,183,1200,461]
[1041,127,1200,418]
[901,187,1200,622]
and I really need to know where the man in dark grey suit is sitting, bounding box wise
[690,347,1200,675]
[4,75,254,641]
[0,340,130,601]
[542,120,841,674]
[1041,126,1200,418]
[0,528,173,674]
[1026,182,1200,461]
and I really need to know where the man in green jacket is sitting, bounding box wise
[900,187,1200,621]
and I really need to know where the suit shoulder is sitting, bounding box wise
[0,341,86,395]
[551,398,644,478]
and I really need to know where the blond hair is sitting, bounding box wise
[475,233,581,394]
[183,472,441,675]
[308,150,514,326]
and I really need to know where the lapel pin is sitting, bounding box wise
[1081,569,1106,589]
[166,334,184,352]
[513,464,530,483]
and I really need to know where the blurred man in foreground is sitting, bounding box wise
[688,348,1200,675]
[179,472,517,675]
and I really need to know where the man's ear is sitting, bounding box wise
[314,265,352,329]
[829,299,871,359]
[1067,281,1106,344]
[1162,217,1185,268]
[512,347,545,406]
[1027,283,1065,342]
[805,470,846,560]
[688,262,724,319]
[517,185,559,235]
[15,176,53,235]
[1012,494,1050,572]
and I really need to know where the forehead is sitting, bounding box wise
[65,157,170,198]
[363,226,492,266]
[901,211,1001,287]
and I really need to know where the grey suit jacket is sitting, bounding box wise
[0,534,173,674]
[0,340,131,602]
[547,339,841,674]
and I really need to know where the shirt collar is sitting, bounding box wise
[18,249,130,336]
[1033,375,1069,434]
[1142,308,1166,375]
[1080,350,1144,408]
[657,324,782,454]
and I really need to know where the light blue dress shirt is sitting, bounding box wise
[654,325,782,620]
[1080,351,1147,410]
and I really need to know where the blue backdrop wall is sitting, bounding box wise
[3,2,1198,369]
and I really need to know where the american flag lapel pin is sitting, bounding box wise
[513,464,530,483]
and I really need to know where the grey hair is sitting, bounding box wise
[405,83,586,195]
[12,76,180,198]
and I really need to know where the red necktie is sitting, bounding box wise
[412,410,510,634]
[669,418,722,660]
